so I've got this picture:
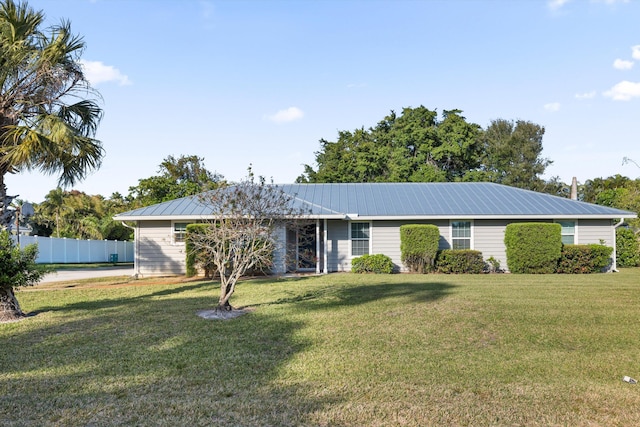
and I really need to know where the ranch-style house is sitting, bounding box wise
[113,182,637,277]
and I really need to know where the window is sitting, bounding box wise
[451,221,471,249]
[557,220,576,245]
[173,222,189,244]
[351,222,370,256]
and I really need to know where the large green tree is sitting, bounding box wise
[476,119,552,190]
[0,0,103,229]
[33,188,132,240]
[298,107,551,188]
[299,106,483,183]
[581,175,640,230]
[127,155,223,207]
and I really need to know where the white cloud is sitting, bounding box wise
[548,0,570,10]
[613,58,634,70]
[265,107,304,124]
[592,0,630,4]
[544,102,561,112]
[632,45,640,60]
[79,60,131,86]
[575,91,596,100]
[603,80,640,101]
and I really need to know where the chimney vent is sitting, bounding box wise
[570,177,578,200]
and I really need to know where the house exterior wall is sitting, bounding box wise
[327,220,350,271]
[272,226,288,274]
[137,220,186,276]
[472,219,548,271]
[135,217,621,276]
[576,219,614,246]
[325,218,618,273]
[472,220,509,270]
[371,220,448,272]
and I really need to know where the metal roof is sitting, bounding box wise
[113,182,637,221]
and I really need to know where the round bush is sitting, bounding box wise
[351,254,394,274]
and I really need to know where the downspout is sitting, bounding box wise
[316,219,320,274]
[612,218,626,272]
[121,221,139,278]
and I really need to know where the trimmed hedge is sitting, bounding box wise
[504,223,562,274]
[557,244,613,274]
[616,227,640,268]
[400,224,440,273]
[436,250,485,274]
[352,254,394,274]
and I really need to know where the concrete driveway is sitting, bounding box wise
[39,266,135,283]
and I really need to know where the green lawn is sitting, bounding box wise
[2,270,640,426]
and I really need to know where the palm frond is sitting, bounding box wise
[0,0,103,189]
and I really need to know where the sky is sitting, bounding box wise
[7,0,640,203]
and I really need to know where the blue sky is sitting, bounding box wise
[8,0,640,203]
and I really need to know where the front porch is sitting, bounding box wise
[285,220,328,274]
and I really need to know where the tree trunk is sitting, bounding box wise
[217,280,235,311]
[216,300,233,311]
[0,172,10,229]
[0,287,25,321]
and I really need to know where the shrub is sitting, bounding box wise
[616,227,640,268]
[0,230,47,319]
[485,256,502,273]
[557,244,614,273]
[504,223,562,274]
[352,254,394,274]
[185,224,217,278]
[400,224,440,273]
[436,250,485,274]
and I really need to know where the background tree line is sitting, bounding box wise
[22,154,223,241]
[17,107,640,240]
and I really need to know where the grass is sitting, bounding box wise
[2,270,640,426]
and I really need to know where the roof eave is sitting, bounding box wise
[352,214,637,220]
[112,214,348,222]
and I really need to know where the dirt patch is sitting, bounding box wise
[196,307,253,320]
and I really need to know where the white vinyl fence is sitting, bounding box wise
[13,235,134,264]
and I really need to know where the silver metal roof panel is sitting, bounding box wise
[113,182,637,220]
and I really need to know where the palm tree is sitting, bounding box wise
[0,0,103,319]
[39,187,71,237]
[0,0,104,229]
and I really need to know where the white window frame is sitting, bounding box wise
[556,220,578,245]
[172,221,190,245]
[450,220,473,250]
[349,221,372,257]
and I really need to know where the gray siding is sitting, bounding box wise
[577,219,614,246]
[134,217,621,276]
[327,220,350,271]
[137,220,186,276]
[272,226,287,274]
[372,220,448,272]
[473,220,508,269]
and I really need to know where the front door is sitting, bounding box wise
[296,223,316,270]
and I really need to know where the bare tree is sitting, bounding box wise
[188,173,309,311]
